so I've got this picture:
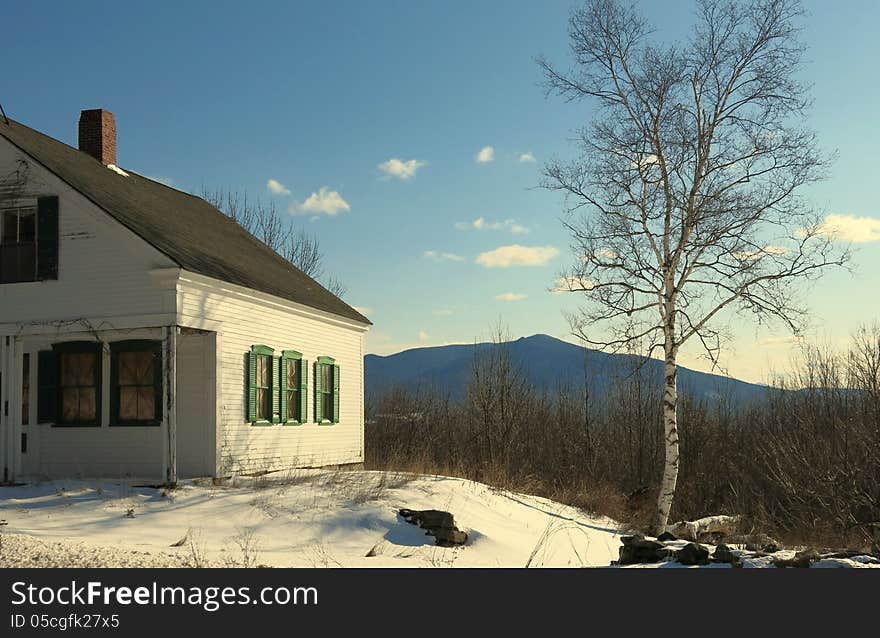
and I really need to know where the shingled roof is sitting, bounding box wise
[0,117,370,325]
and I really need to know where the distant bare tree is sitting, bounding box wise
[539,0,849,532]
[202,187,346,298]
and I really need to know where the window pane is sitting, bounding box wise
[321,364,332,389]
[119,351,154,385]
[62,352,95,386]
[62,388,80,421]
[136,386,155,420]
[61,387,96,422]
[119,387,139,421]
[287,389,298,419]
[18,209,35,243]
[256,355,270,388]
[256,388,270,420]
[59,350,98,423]
[322,390,332,420]
[78,388,96,421]
[287,359,299,388]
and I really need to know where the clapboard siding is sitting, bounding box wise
[0,137,177,326]
[177,273,367,474]
[15,328,166,480]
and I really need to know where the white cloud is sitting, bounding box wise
[757,334,804,347]
[455,217,529,235]
[518,152,536,163]
[378,158,426,181]
[267,178,291,196]
[593,248,617,260]
[419,330,430,342]
[476,146,495,163]
[353,306,373,316]
[424,250,465,262]
[292,187,351,216]
[733,245,788,261]
[476,244,559,268]
[495,292,527,301]
[816,214,880,243]
[552,276,596,293]
[630,154,659,169]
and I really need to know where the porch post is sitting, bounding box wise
[0,335,9,483]
[163,325,178,485]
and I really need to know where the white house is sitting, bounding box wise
[0,109,371,483]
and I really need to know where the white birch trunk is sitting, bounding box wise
[654,332,679,534]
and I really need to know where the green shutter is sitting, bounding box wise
[313,361,321,423]
[299,358,309,423]
[37,196,59,280]
[37,350,59,423]
[247,351,257,423]
[271,356,281,423]
[332,364,340,423]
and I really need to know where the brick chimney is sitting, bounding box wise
[78,109,117,166]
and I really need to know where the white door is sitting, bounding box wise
[176,332,216,477]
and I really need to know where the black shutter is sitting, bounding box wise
[37,350,59,423]
[37,195,59,280]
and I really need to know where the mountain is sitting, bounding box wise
[365,334,769,405]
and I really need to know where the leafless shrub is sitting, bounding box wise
[223,528,262,568]
[183,528,208,568]
[367,326,880,549]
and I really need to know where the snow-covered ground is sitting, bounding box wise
[3,471,875,568]
[0,471,622,568]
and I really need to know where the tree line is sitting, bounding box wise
[365,326,880,549]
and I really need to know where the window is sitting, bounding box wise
[314,357,340,424]
[256,353,272,421]
[0,206,37,283]
[281,351,307,424]
[21,353,29,425]
[320,364,333,421]
[286,358,300,420]
[110,341,162,426]
[55,342,102,426]
[0,196,59,284]
[247,345,277,424]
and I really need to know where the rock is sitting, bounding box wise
[711,543,738,565]
[400,509,455,530]
[729,533,780,551]
[433,528,469,547]
[676,542,710,566]
[657,531,677,542]
[773,548,820,568]
[398,508,468,547]
[668,515,740,542]
[617,534,673,565]
[761,542,780,554]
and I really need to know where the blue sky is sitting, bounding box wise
[4,0,879,382]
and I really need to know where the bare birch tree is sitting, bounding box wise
[539,0,849,532]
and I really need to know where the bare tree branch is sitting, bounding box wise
[201,187,347,298]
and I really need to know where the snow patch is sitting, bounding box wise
[106,164,129,177]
